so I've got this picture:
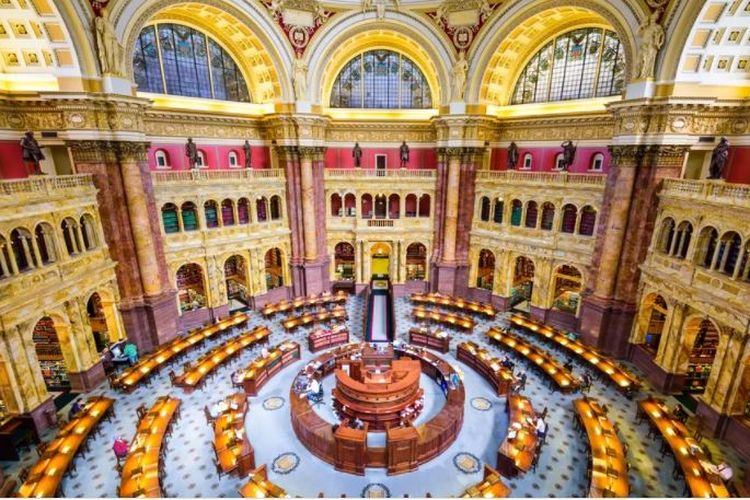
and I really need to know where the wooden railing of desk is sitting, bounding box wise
[172,326,270,392]
[408,327,451,353]
[510,315,640,391]
[261,291,347,317]
[241,342,301,396]
[456,341,514,396]
[308,326,350,352]
[574,397,629,498]
[486,328,579,393]
[412,307,475,331]
[282,306,348,331]
[638,398,729,498]
[497,395,538,477]
[410,292,497,318]
[462,464,511,498]
[114,313,249,391]
[213,393,254,476]
[119,396,180,498]
[239,464,287,498]
[17,396,114,498]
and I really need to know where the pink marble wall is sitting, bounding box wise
[490,146,611,174]
[325,147,436,169]
[147,144,271,170]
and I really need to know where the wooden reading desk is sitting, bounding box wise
[213,393,254,476]
[412,306,475,331]
[308,325,350,352]
[462,464,511,498]
[456,341,514,396]
[239,464,288,498]
[497,395,538,477]
[411,292,497,318]
[241,341,301,396]
[261,291,347,317]
[408,327,450,353]
[282,306,348,331]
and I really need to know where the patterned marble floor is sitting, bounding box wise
[1,295,747,498]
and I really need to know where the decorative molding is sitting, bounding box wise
[262,0,333,56]
[426,0,499,53]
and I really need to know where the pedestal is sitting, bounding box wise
[120,290,179,354]
[627,344,686,393]
[578,295,635,357]
[68,361,106,392]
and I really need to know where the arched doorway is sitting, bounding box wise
[334,242,355,282]
[683,318,720,394]
[32,316,75,392]
[86,293,111,353]
[642,295,668,355]
[406,243,426,281]
[370,243,391,279]
[551,265,583,315]
[176,263,207,313]
[225,255,249,309]
[477,249,495,290]
[265,248,284,290]
[510,256,534,309]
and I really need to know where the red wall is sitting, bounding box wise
[726,147,750,184]
[0,141,29,179]
[147,143,271,170]
[325,147,436,169]
[490,146,611,174]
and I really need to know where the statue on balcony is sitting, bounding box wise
[707,137,730,180]
[20,131,45,175]
[243,140,252,169]
[560,140,576,171]
[507,141,519,170]
[400,141,410,168]
[353,142,363,168]
[94,6,124,77]
[636,9,665,79]
[185,138,199,169]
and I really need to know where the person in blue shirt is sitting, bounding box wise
[68,399,84,420]
[123,342,138,365]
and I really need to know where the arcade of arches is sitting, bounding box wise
[1,0,750,497]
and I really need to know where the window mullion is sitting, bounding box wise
[591,29,605,97]
[153,24,168,94]
[205,34,216,99]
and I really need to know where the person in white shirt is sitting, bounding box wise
[535,417,547,442]
[306,376,322,401]
[716,462,733,482]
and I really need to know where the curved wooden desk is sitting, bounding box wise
[411,292,497,318]
[456,341,514,396]
[412,307,475,331]
[213,393,254,477]
[497,395,539,477]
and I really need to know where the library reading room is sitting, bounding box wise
[0,0,749,498]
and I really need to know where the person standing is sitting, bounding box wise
[123,342,138,365]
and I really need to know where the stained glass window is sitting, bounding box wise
[133,23,250,103]
[511,28,625,104]
[330,50,432,109]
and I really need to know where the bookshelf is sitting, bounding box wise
[177,265,206,311]
[182,206,198,231]
[162,208,179,234]
[205,203,219,228]
[685,321,719,394]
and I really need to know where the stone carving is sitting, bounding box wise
[292,56,308,100]
[185,138,199,169]
[707,137,730,180]
[353,142,362,167]
[20,131,45,175]
[507,141,518,170]
[262,0,331,56]
[400,141,410,168]
[451,51,468,102]
[94,6,124,77]
[636,9,665,79]
[243,140,253,169]
[363,0,400,19]
[428,0,497,52]
[560,140,577,171]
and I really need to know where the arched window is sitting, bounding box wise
[511,28,625,104]
[238,198,250,224]
[228,151,239,168]
[590,153,604,171]
[270,195,282,220]
[406,243,427,281]
[739,241,750,283]
[256,197,268,222]
[334,242,355,281]
[374,195,387,219]
[388,194,400,219]
[477,249,495,291]
[176,263,206,312]
[10,228,36,271]
[265,248,284,290]
[79,214,98,251]
[181,202,199,231]
[197,150,207,168]
[525,201,538,228]
[540,202,555,231]
[479,197,491,222]
[522,153,532,170]
[204,200,219,228]
[221,199,235,226]
[696,227,719,269]
[361,194,373,219]
[561,204,578,233]
[162,203,180,233]
[344,193,356,217]
[154,149,170,169]
[331,194,343,217]
[674,222,693,259]
[34,223,56,264]
[61,218,79,255]
[133,23,251,102]
[554,153,565,170]
[0,235,12,278]
[418,194,430,217]
[579,206,597,236]
[330,50,432,109]
[405,194,417,218]
[493,199,504,224]
[717,232,742,276]
[657,218,676,253]
[510,199,523,226]
[552,265,583,315]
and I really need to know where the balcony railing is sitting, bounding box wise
[661,178,750,207]
[475,170,606,187]
[325,168,436,179]
[0,174,94,197]
[152,168,284,185]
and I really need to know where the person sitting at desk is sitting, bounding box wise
[306,376,323,401]
[672,403,688,423]
[112,435,129,461]
[535,417,548,443]
[208,400,229,419]
[68,399,84,420]
[260,347,270,359]
[350,417,364,430]
[716,462,733,482]
[563,359,574,373]
[231,370,244,386]
[110,342,129,365]
[123,342,138,365]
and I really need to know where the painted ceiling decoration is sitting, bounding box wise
[426,0,502,53]
[263,0,333,56]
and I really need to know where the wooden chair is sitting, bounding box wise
[36,441,48,458]
[213,457,226,479]
[17,467,30,484]
[136,405,147,420]
[204,406,215,424]
[168,370,178,386]
[107,373,120,390]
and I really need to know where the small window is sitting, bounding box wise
[197,150,207,168]
[155,150,170,169]
[228,151,239,168]
[554,153,565,171]
[522,153,532,170]
[590,153,604,171]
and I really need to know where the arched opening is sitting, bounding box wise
[477,249,495,291]
[418,194,430,217]
[176,263,207,313]
[579,206,597,236]
[11,228,37,271]
[331,193,343,217]
[264,248,284,290]
[204,200,219,228]
[86,293,111,353]
[334,242,355,282]
[540,202,555,231]
[406,243,426,281]
[79,214,98,251]
[510,199,523,226]
[32,316,74,392]
[561,204,578,233]
[270,195,282,221]
[657,217,676,253]
[405,194,417,218]
[0,235,13,278]
[181,202,199,231]
[590,153,604,171]
[683,318,720,395]
[221,199,235,226]
[552,265,583,315]
[155,149,171,169]
[554,153,565,170]
[522,153,532,170]
[479,196,491,222]
[511,256,535,309]
[225,255,249,309]
[695,227,719,269]
[197,150,207,168]
[493,199,504,224]
[374,195,387,219]
[162,203,180,233]
[256,197,268,222]
[34,223,57,264]
[717,231,742,276]
[642,295,668,356]
[361,194,373,219]
[525,201,538,228]
[228,151,240,168]
[238,198,250,224]
[370,243,391,278]
[344,193,356,217]
[388,194,400,219]
[673,221,693,259]
[61,218,80,255]
[740,241,750,283]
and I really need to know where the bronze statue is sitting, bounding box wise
[20,131,45,175]
[353,142,363,168]
[400,141,410,168]
[185,137,199,169]
[708,137,730,180]
[507,142,519,170]
[560,140,577,171]
[243,140,252,169]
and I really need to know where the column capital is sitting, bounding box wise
[116,142,150,163]
[436,146,486,163]
[67,140,151,164]
[608,144,690,168]
[275,145,326,162]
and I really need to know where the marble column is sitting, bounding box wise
[299,149,318,261]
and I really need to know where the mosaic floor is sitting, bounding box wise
[2,296,747,497]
